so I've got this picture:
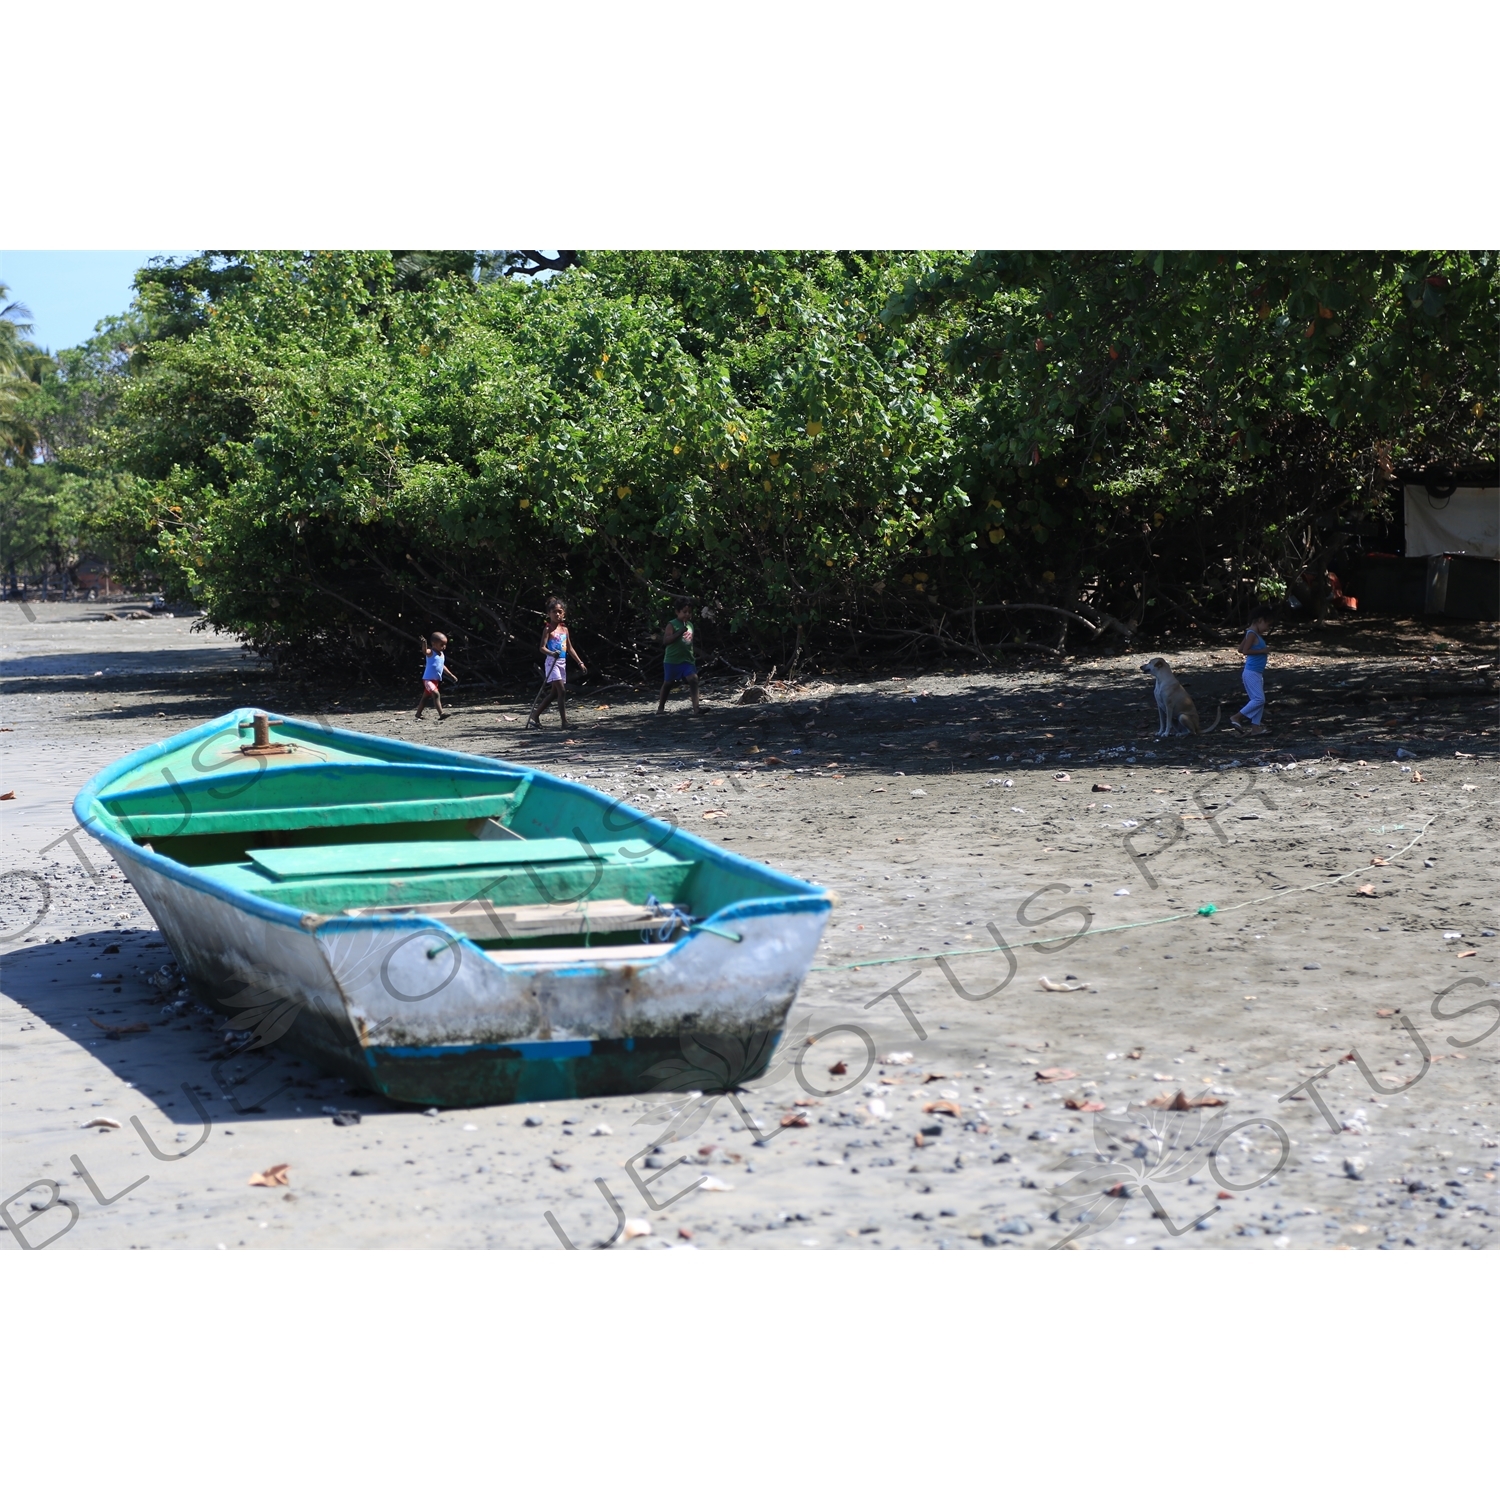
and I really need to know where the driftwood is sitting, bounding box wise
[966,601,1136,640]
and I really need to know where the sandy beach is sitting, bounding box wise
[3,600,1497,1251]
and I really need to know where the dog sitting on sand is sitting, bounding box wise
[1140,657,1222,736]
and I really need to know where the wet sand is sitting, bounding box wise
[3,599,1497,1250]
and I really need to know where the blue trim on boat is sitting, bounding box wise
[375,1038,598,1060]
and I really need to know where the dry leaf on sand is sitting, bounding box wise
[248,1164,291,1187]
[1146,1090,1226,1111]
[923,1099,962,1117]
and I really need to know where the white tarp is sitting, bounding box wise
[1404,485,1498,559]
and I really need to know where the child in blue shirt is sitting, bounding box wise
[416,632,457,720]
[1231,606,1272,732]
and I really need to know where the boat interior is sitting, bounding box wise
[89,716,802,954]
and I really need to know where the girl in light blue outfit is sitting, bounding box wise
[1232,606,1272,731]
[526,596,587,730]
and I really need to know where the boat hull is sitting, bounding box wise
[104,799,822,1107]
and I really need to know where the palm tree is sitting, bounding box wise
[0,284,43,462]
[0,284,35,375]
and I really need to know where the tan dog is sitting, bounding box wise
[1140,658,1221,736]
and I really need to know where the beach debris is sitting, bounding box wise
[1411,769,1424,783]
[1034,1067,1077,1082]
[248,1164,290,1187]
[330,1110,361,1126]
[1126,1048,1143,1060]
[0,791,15,801]
[1458,950,1477,958]
[80,1116,122,1130]
[1354,885,1377,897]
[590,1122,613,1136]
[1092,783,1112,792]
[910,788,927,797]
[622,1218,653,1240]
[880,1052,914,1065]
[828,1060,848,1075]
[701,809,728,819]
[1370,856,1390,867]
[1376,1008,1396,1017]
[923,1099,962,1117]
[780,1112,811,1127]
[1039,976,1087,992]
[1146,1091,1226,1111]
[1343,1157,1365,1180]
[1054,772,1071,781]
[90,1017,148,1036]
[698,1176,734,1192]
[1063,1098,1105,1112]
[1114,888,1130,897]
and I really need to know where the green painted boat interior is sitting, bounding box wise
[89,714,799,947]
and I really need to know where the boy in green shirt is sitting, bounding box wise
[656,599,706,714]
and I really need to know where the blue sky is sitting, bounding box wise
[0,250,190,352]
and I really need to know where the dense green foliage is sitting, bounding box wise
[91,251,976,674]
[882,251,1497,626]
[0,294,140,586]
[9,250,1494,674]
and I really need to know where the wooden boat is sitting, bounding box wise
[73,710,831,1106]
